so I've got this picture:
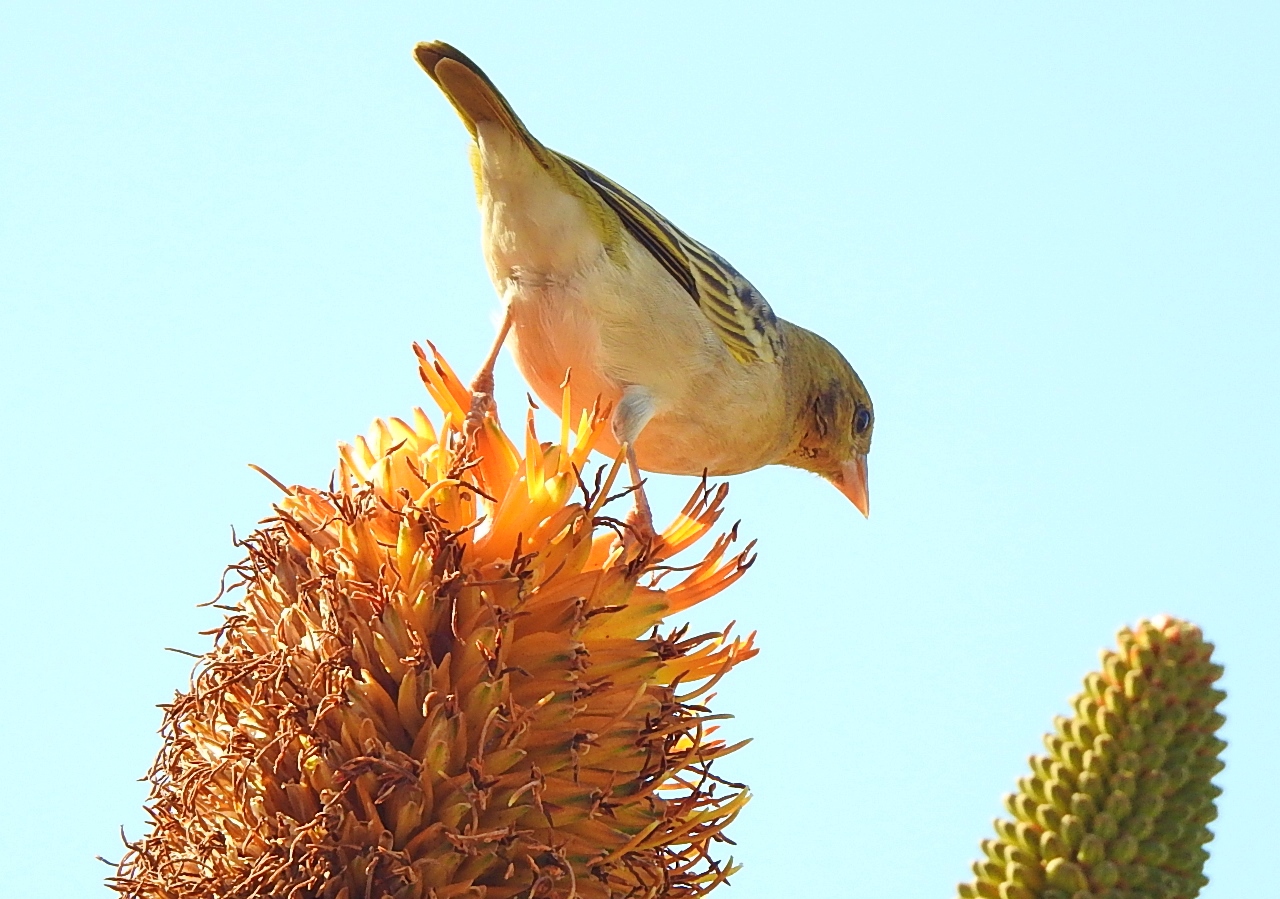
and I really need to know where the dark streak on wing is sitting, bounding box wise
[558,152,780,365]
[560,155,700,301]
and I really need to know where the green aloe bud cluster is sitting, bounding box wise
[958,615,1226,899]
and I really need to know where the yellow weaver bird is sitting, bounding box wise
[415,41,874,537]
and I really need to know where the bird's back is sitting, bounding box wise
[415,42,858,478]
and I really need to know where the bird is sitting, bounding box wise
[414,41,874,540]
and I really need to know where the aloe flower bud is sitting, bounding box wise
[957,617,1225,899]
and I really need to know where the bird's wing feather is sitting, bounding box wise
[561,155,781,365]
[416,41,782,366]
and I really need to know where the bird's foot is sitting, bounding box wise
[620,501,660,557]
[614,442,660,557]
[462,371,497,440]
[463,392,495,439]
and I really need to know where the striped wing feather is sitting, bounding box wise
[561,155,780,365]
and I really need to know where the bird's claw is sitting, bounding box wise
[621,506,659,556]
[463,389,495,440]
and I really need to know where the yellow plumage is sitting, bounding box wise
[415,41,874,520]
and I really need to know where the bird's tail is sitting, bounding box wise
[414,41,540,152]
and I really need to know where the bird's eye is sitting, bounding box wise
[854,408,872,434]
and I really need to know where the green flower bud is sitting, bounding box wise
[1134,620,1159,647]
[1070,719,1097,751]
[1101,685,1128,717]
[1004,843,1038,869]
[1040,830,1069,861]
[1005,792,1038,824]
[1077,770,1105,801]
[1090,811,1119,842]
[1020,774,1048,805]
[1036,803,1064,833]
[1070,791,1098,823]
[1080,749,1099,774]
[1102,789,1131,821]
[1170,845,1210,873]
[1130,696,1157,729]
[1147,718,1176,747]
[957,618,1225,899]
[1139,743,1167,772]
[1139,769,1170,800]
[994,819,1038,857]
[1110,833,1139,864]
[1131,791,1164,825]
[1060,814,1085,852]
[1045,858,1089,892]
[1076,833,1106,866]
[1172,845,1198,870]
[1159,872,1187,896]
[1119,861,1146,885]
[1085,671,1107,704]
[1109,771,1137,803]
[1008,860,1045,891]
[1091,733,1117,768]
[1054,715,1073,742]
[1128,815,1155,842]
[1122,667,1144,700]
[1090,859,1120,888]
[1161,765,1186,793]
[973,858,1003,884]
[1014,822,1041,857]
[960,881,999,899]
[980,838,1006,864]
[1161,703,1189,731]
[1094,704,1120,736]
[1103,652,1128,686]
[1190,803,1219,826]
[1075,694,1100,722]
[1060,741,1086,776]
[1114,750,1141,774]
[1047,778,1073,812]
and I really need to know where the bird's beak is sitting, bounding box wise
[836,454,870,518]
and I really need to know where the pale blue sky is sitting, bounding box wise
[2,3,1277,896]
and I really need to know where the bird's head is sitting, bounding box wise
[780,327,874,517]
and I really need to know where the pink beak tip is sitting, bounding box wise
[836,455,870,518]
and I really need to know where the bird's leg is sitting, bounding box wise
[612,386,658,547]
[464,305,513,438]
[623,443,657,546]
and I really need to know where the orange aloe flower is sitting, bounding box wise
[111,343,758,899]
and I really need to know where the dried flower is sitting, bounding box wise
[111,343,757,899]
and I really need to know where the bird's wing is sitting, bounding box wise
[415,41,781,366]
[561,155,781,366]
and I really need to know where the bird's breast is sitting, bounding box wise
[506,276,619,422]
[504,268,793,477]
[474,142,795,477]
